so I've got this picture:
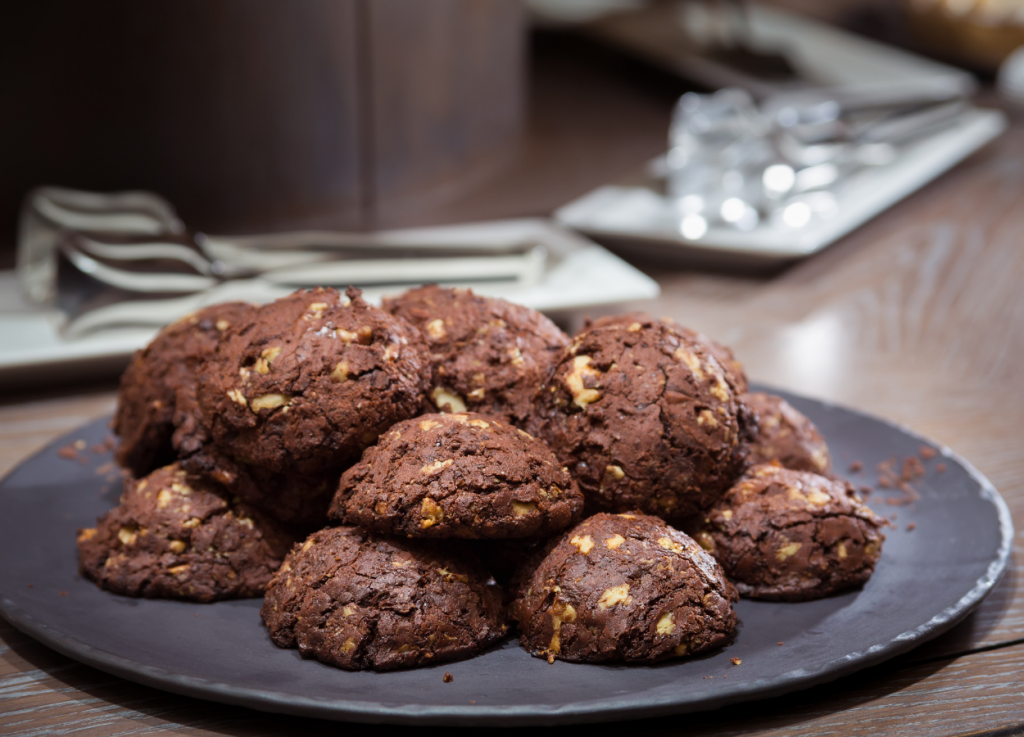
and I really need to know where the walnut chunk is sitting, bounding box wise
[597,583,632,610]
[674,348,705,381]
[330,360,350,382]
[420,459,454,475]
[250,393,291,412]
[117,525,138,546]
[512,501,537,516]
[430,387,467,413]
[254,346,282,374]
[656,612,676,635]
[565,355,602,408]
[420,497,444,528]
[570,534,594,554]
[776,541,802,560]
[425,319,447,340]
[658,536,685,554]
[605,534,626,550]
[548,600,578,654]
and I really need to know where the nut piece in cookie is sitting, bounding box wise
[194,287,430,477]
[261,526,509,671]
[511,512,737,664]
[532,315,754,521]
[693,463,886,601]
[743,392,831,475]
[113,302,256,476]
[77,463,296,602]
[383,285,569,426]
[331,412,583,539]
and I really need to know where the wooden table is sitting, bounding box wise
[3,23,1024,737]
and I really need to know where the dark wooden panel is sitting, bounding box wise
[364,0,526,225]
[0,0,365,236]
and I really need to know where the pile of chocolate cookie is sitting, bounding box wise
[78,284,886,671]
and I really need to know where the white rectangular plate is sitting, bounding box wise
[555,108,1006,263]
[0,218,659,385]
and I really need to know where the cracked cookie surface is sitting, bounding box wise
[77,463,296,602]
[331,412,583,538]
[383,285,568,426]
[511,512,737,664]
[743,392,832,475]
[587,313,749,394]
[192,287,430,477]
[261,526,509,671]
[531,315,753,521]
[692,463,885,601]
[113,302,255,476]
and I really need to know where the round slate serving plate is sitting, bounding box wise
[0,389,1011,726]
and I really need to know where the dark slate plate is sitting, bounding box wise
[0,390,1012,726]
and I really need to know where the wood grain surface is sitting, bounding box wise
[3,16,1024,737]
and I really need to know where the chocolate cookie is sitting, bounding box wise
[531,315,753,521]
[744,392,831,475]
[383,285,569,426]
[193,287,430,477]
[261,526,509,671]
[180,446,338,532]
[113,302,255,476]
[77,463,296,602]
[588,313,749,393]
[692,463,886,601]
[331,412,583,539]
[511,512,737,664]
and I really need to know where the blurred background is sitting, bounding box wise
[4,0,1021,255]
[2,0,1023,383]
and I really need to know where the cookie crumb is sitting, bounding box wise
[777,641,784,646]
[919,445,937,460]
[849,461,863,473]
[27,583,33,588]
[906,523,917,531]
[57,445,79,460]
[730,658,742,665]
[937,463,947,473]
[860,486,873,496]
[443,672,454,683]
[59,590,68,596]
